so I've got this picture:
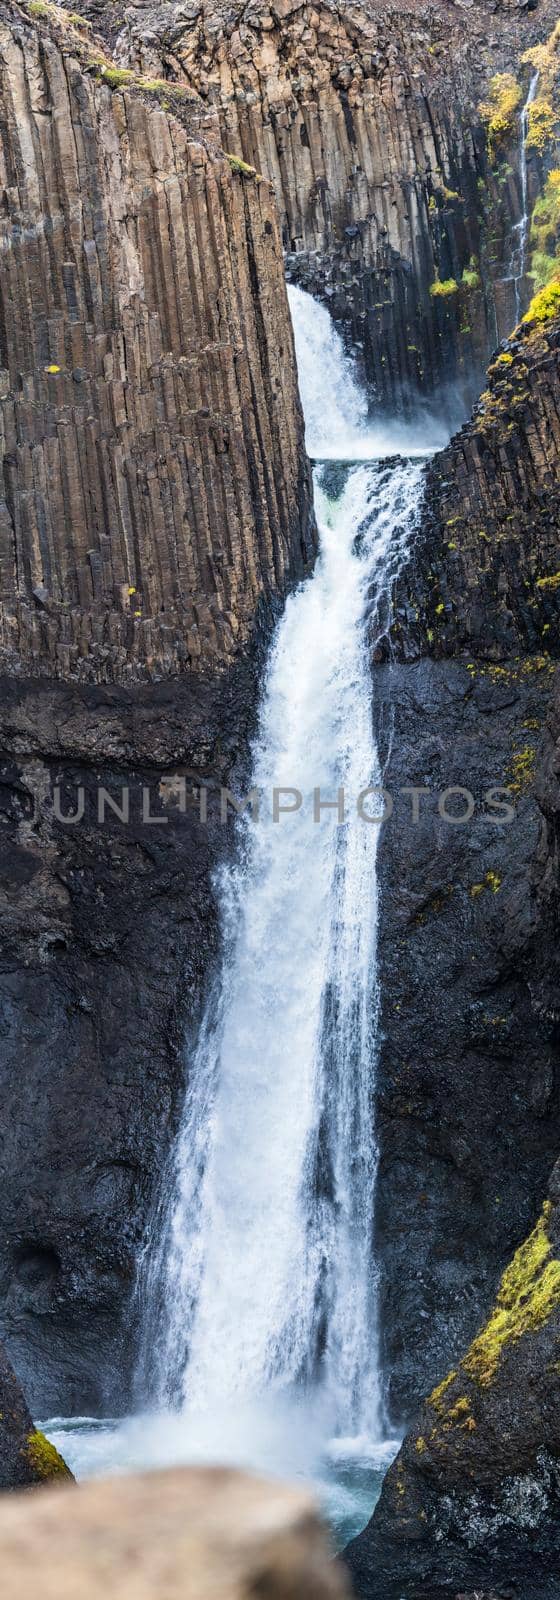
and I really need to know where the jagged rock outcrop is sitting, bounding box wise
[0,1,314,1410]
[109,0,557,412]
[345,1157,560,1599]
[0,1339,72,1488]
[394,296,560,660]
[0,1,314,682]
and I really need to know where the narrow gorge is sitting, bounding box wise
[0,0,559,1597]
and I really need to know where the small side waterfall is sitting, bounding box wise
[502,72,539,324]
[132,288,426,1502]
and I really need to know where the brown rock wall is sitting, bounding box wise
[0,3,314,682]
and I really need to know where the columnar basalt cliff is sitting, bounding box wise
[110,0,558,411]
[0,1,314,1411]
[0,1,314,682]
[394,301,560,660]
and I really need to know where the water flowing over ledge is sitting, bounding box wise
[43,288,429,1544]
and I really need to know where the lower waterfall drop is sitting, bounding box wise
[42,288,431,1544]
[153,288,424,1447]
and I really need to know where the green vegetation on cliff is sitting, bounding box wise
[478,73,522,153]
[523,278,560,325]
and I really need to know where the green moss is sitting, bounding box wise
[226,153,258,178]
[478,73,522,153]
[430,277,458,298]
[522,279,560,326]
[97,66,135,88]
[461,257,481,290]
[138,78,191,100]
[464,1201,560,1387]
[25,1430,72,1482]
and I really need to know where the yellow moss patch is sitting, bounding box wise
[415,1436,426,1454]
[522,279,560,326]
[226,153,259,179]
[25,1430,72,1482]
[525,98,557,155]
[479,73,522,152]
[429,1369,457,1409]
[508,745,536,794]
[430,277,458,298]
[536,570,560,591]
[464,1201,560,1387]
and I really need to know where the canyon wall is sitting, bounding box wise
[0,1,314,1410]
[112,0,556,413]
[372,303,560,1423]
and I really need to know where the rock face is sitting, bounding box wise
[372,309,560,1423]
[345,1158,560,1599]
[394,306,560,660]
[0,1,314,1412]
[0,1339,72,1488]
[0,1464,349,1597]
[0,2,314,681]
[112,0,556,412]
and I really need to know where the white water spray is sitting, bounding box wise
[145,288,423,1456]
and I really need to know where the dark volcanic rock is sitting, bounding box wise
[0,1340,72,1487]
[0,651,268,1413]
[345,1158,560,1599]
[372,653,560,1423]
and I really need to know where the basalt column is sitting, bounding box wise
[0,2,315,1413]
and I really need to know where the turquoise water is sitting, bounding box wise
[41,1410,399,1549]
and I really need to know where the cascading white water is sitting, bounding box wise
[41,289,429,1544]
[150,287,424,1447]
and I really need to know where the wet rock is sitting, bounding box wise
[0,1340,72,1489]
[345,1159,560,1599]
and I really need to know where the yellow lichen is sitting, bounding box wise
[536,570,560,590]
[415,1436,426,1453]
[508,745,536,795]
[429,1369,457,1409]
[464,1201,560,1387]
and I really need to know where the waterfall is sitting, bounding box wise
[502,72,539,324]
[145,287,424,1457]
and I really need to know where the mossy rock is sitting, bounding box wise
[24,1430,73,1484]
[0,1342,73,1489]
